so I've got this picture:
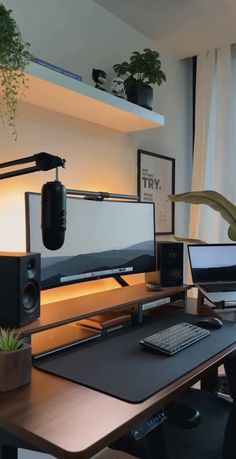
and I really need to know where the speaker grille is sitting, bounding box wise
[23,281,40,311]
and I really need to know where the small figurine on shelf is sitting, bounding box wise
[110,77,126,99]
[92,68,107,91]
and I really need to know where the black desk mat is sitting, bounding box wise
[34,311,236,403]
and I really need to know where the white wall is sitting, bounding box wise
[0,0,193,301]
[1,1,192,456]
[1,0,192,248]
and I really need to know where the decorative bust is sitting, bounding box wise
[92,68,107,91]
[110,77,125,99]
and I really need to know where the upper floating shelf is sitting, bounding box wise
[23,62,165,132]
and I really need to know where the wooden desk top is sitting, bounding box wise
[1,315,236,458]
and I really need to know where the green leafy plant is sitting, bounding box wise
[168,190,236,242]
[113,48,166,90]
[0,3,33,138]
[0,328,24,352]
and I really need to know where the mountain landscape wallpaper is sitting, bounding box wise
[41,240,155,288]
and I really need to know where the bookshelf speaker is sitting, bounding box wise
[0,252,41,328]
[146,242,183,287]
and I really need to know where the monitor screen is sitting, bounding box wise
[188,243,236,283]
[25,193,156,289]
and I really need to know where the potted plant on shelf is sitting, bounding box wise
[0,3,32,138]
[113,48,166,110]
[0,328,31,392]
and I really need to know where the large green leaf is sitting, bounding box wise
[113,48,166,86]
[168,190,236,241]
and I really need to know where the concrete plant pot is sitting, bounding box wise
[0,344,32,392]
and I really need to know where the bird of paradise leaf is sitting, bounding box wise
[168,190,236,242]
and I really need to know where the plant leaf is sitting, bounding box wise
[0,327,24,351]
[168,190,236,241]
[0,3,32,138]
[113,48,166,86]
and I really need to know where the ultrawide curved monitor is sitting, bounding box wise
[25,193,156,289]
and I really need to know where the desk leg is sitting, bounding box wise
[201,368,219,393]
[0,446,17,459]
[142,426,168,459]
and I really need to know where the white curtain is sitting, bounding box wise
[189,44,236,243]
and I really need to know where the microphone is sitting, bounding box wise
[41,180,67,250]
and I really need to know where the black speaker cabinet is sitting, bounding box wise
[0,252,40,328]
[145,242,184,287]
[158,242,184,287]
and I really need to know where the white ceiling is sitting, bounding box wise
[95,0,236,58]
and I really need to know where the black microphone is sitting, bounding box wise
[41,180,67,250]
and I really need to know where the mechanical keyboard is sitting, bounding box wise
[140,322,211,356]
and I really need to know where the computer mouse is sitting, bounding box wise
[196,316,223,330]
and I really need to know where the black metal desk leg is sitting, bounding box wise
[142,425,168,459]
[0,445,17,459]
[201,368,219,393]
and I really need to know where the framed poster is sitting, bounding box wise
[137,149,175,234]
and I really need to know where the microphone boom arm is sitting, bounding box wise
[0,152,66,180]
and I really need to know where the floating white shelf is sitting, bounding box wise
[22,62,165,132]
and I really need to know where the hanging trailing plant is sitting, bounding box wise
[0,3,33,138]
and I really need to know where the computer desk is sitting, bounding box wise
[0,284,236,459]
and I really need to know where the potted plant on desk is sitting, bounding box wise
[113,48,166,110]
[0,328,31,392]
